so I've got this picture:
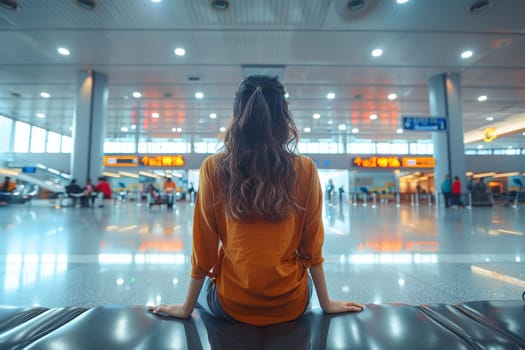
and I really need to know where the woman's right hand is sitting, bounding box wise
[148,304,192,319]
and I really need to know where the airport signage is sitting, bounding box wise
[353,156,435,169]
[141,155,185,167]
[103,155,138,167]
[402,157,435,168]
[402,116,447,131]
[483,127,497,142]
[353,156,401,168]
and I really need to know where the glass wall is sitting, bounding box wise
[0,114,523,156]
[30,126,46,153]
[0,115,12,153]
[13,121,31,153]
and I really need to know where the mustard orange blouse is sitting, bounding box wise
[190,154,324,325]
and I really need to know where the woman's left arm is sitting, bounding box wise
[149,277,205,318]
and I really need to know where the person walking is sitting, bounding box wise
[452,176,464,207]
[149,75,362,325]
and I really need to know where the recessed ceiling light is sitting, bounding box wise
[36,113,46,118]
[477,95,488,102]
[326,92,336,99]
[313,113,321,119]
[369,114,378,120]
[396,128,404,134]
[69,126,73,131]
[211,0,229,10]
[387,93,397,100]
[209,113,217,119]
[174,47,186,56]
[121,126,128,132]
[76,0,96,10]
[151,112,160,119]
[328,120,333,125]
[131,124,136,130]
[177,128,182,132]
[171,128,177,132]
[338,124,346,131]
[486,116,494,121]
[508,145,513,149]
[477,145,483,149]
[371,48,383,57]
[396,0,409,3]
[0,0,21,10]
[219,126,226,132]
[132,91,142,98]
[151,0,161,2]
[304,127,311,133]
[352,128,359,133]
[195,92,204,99]
[461,50,473,59]
[57,47,70,56]
[522,132,525,136]
[40,92,50,98]
[347,0,365,11]
[470,0,490,13]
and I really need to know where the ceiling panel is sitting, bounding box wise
[0,0,524,148]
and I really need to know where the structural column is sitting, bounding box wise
[429,73,467,195]
[70,70,108,186]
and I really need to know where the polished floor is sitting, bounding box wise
[0,198,523,310]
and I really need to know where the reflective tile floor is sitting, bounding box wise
[0,199,523,309]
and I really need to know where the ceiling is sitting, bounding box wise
[1,0,525,150]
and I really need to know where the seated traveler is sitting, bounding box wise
[0,176,16,192]
[95,177,112,207]
[65,179,85,206]
[149,75,363,325]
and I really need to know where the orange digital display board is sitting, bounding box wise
[353,156,435,169]
[353,156,401,168]
[103,156,138,167]
[141,155,185,167]
[402,157,435,168]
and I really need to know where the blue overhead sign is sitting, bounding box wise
[402,116,447,131]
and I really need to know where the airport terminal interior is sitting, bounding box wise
[0,0,524,348]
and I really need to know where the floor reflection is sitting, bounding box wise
[0,201,523,308]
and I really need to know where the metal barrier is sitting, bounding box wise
[467,192,472,209]
[512,193,520,209]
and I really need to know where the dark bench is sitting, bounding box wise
[0,301,523,349]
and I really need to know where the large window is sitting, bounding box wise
[105,141,136,153]
[13,121,30,153]
[0,115,12,152]
[30,126,46,153]
[46,131,62,153]
[193,140,221,153]
[61,136,73,153]
[410,142,433,155]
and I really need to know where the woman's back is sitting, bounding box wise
[191,154,324,325]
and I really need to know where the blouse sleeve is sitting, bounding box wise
[190,157,220,279]
[298,158,325,267]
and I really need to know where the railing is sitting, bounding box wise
[0,153,70,193]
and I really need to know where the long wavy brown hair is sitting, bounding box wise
[216,75,301,221]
